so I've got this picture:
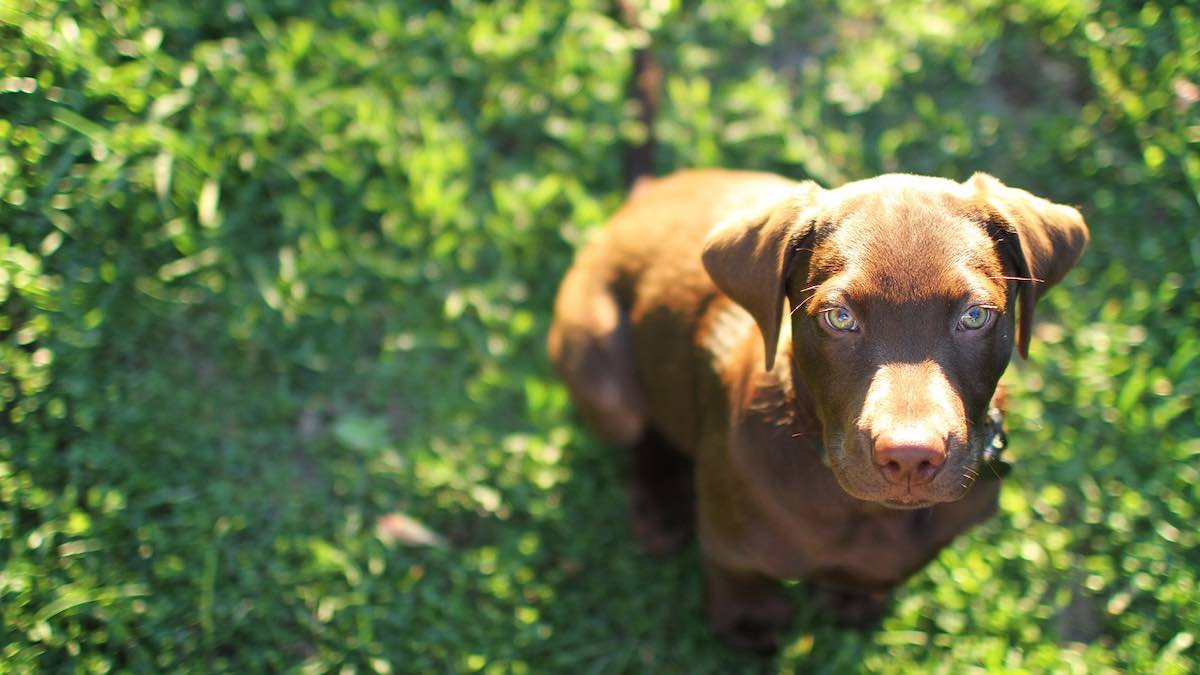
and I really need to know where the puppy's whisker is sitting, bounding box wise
[984,460,1003,480]
[987,275,1044,284]
[790,285,822,315]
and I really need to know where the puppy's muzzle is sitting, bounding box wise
[857,361,963,495]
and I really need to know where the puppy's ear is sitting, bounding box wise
[702,182,823,372]
[968,173,1090,359]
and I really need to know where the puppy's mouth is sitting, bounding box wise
[874,483,959,508]
[882,498,936,510]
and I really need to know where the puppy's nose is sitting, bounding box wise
[872,428,946,486]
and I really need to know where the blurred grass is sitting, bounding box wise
[1,0,1197,672]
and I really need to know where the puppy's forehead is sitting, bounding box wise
[811,181,1002,301]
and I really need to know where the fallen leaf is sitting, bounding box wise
[376,512,445,548]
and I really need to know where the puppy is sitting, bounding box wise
[548,169,1088,651]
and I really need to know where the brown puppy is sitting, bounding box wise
[548,169,1088,652]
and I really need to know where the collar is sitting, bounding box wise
[980,406,1012,481]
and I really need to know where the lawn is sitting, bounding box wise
[1,0,1197,672]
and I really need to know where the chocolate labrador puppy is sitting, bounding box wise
[548,169,1088,651]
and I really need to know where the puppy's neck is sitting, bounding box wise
[779,339,823,455]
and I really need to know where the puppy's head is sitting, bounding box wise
[703,173,1088,508]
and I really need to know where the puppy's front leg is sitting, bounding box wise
[702,557,793,654]
[628,427,695,557]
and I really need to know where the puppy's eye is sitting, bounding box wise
[823,307,858,332]
[958,306,992,330]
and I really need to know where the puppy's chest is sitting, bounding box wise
[771,484,1000,589]
[799,511,945,588]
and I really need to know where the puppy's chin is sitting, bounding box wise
[839,479,965,509]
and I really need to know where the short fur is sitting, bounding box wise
[548,169,1088,652]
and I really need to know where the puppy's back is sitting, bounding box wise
[549,169,798,451]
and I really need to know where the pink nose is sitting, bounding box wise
[872,428,946,485]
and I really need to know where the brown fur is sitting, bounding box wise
[548,169,1088,652]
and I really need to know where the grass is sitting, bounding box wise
[1,0,1197,672]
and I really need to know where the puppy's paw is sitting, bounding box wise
[718,602,793,655]
[819,588,889,629]
[705,567,794,654]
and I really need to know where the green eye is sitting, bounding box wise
[959,306,992,330]
[824,307,858,332]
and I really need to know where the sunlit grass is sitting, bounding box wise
[1,0,1196,672]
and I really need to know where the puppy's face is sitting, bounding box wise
[702,172,1088,510]
[787,179,1015,507]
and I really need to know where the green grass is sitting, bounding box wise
[1,0,1197,672]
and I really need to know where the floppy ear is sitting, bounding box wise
[701,182,823,372]
[967,173,1090,359]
